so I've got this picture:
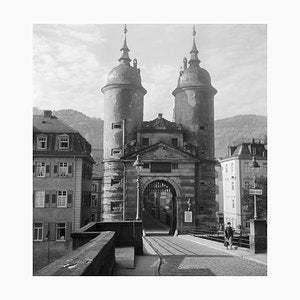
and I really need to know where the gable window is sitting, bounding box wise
[142,138,149,147]
[36,162,46,177]
[59,162,68,177]
[57,191,67,207]
[33,223,43,241]
[37,136,47,150]
[143,163,150,169]
[59,135,69,150]
[35,191,45,207]
[171,138,178,147]
[112,123,122,129]
[171,163,178,169]
[56,223,66,241]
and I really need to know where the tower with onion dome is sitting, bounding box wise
[173,26,217,228]
[101,25,147,221]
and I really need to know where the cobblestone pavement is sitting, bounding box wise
[145,236,267,276]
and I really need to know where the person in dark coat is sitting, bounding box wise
[224,222,234,250]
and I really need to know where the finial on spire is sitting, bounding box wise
[192,25,196,37]
[189,25,200,65]
[119,24,131,65]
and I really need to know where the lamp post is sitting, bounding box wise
[133,155,144,220]
[250,156,260,219]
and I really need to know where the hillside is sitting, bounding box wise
[33,108,267,159]
[215,114,267,158]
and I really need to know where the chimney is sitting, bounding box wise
[44,110,52,118]
[158,113,163,118]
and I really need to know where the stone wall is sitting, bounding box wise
[34,231,115,276]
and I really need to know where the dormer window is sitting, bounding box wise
[59,135,69,150]
[37,135,47,150]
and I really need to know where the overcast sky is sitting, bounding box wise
[33,24,267,121]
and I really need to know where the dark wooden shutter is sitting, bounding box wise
[68,163,72,177]
[53,164,58,177]
[51,191,57,207]
[67,190,73,208]
[49,222,56,241]
[45,192,50,208]
[46,163,51,177]
[66,222,72,241]
[43,222,49,240]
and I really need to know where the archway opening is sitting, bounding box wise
[142,180,177,236]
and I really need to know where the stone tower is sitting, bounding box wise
[172,26,217,228]
[101,25,147,221]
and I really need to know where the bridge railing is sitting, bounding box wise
[187,228,250,249]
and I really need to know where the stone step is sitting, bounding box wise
[115,247,135,269]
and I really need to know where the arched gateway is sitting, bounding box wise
[142,180,177,235]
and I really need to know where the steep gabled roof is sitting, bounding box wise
[33,115,78,134]
[139,114,182,132]
[232,143,252,158]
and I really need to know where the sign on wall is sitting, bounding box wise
[184,211,193,223]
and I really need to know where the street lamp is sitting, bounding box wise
[250,156,260,219]
[133,155,144,220]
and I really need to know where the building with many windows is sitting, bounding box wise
[220,138,267,230]
[33,110,94,270]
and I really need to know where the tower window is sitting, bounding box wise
[111,148,122,156]
[171,138,178,147]
[199,125,208,130]
[142,138,149,147]
[112,123,122,129]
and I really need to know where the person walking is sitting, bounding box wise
[224,222,234,250]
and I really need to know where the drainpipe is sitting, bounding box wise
[122,119,126,221]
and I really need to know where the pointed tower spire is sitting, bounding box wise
[119,24,131,65]
[189,25,201,65]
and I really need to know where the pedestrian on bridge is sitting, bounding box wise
[224,222,233,250]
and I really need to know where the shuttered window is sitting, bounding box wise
[35,191,45,207]
[57,191,67,207]
[59,162,68,177]
[33,223,43,241]
[56,223,66,241]
[36,162,46,177]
